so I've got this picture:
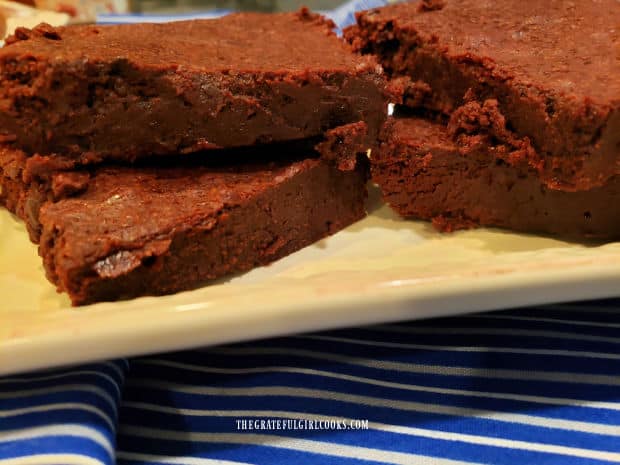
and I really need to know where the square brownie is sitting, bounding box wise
[346,0,620,191]
[0,139,369,306]
[373,114,620,239]
[0,9,387,176]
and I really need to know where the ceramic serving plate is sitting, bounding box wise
[2,187,620,376]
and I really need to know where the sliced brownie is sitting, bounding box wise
[0,9,387,176]
[373,115,620,239]
[346,0,620,191]
[0,141,369,306]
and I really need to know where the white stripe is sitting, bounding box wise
[137,359,620,411]
[0,424,114,459]
[117,451,253,465]
[0,385,117,412]
[208,346,620,386]
[103,361,127,382]
[0,370,122,399]
[297,334,620,360]
[0,454,106,465]
[0,403,115,431]
[113,359,130,371]
[467,314,620,329]
[127,379,620,437]
[374,324,620,345]
[120,425,482,465]
[0,370,108,385]
[544,304,620,313]
[123,402,620,462]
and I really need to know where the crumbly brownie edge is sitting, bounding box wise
[373,117,620,239]
[316,121,372,171]
[345,11,620,192]
[0,170,50,242]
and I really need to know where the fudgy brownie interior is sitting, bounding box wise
[373,112,620,239]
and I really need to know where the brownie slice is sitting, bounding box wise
[0,143,368,306]
[0,9,387,176]
[373,115,620,239]
[346,0,620,191]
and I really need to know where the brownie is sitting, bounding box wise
[0,9,387,176]
[373,115,620,239]
[1,121,371,242]
[0,143,368,306]
[346,0,620,191]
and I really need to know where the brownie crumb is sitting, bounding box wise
[387,76,434,107]
[417,0,446,13]
[50,172,90,199]
[33,23,62,40]
[296,6,336,32]
[315,122,370,172]
[5,27,31,44]
[447,98,541,173]
[6,23,61,44]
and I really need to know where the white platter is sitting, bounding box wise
[2,188,619,375]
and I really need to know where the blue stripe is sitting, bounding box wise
[0,362,126,390]
[0,435,112,463]
[119,387,620,449]
[0,408,115,433]
[0,389,119,419]
[122,369,620,427]
[230,333,620,362]
[117,427,620,465]
[397,317,620,338]
[484,313,620,325]
[118,438,403,465]
[124,358,620,423]
[117,434,619,465]
[0,372,123,398]
[148,349,620,402]
[0,361,126,464]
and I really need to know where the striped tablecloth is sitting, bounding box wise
[2,301,620,465]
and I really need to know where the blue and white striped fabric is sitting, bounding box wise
[2,302,620,465]
[0,360,128,465]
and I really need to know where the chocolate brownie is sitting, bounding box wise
[1,121,371,243]
[0,143,368,306]
[346,0,620,191]
[0,9,386,176]
[373,115,620,239]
